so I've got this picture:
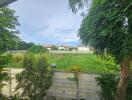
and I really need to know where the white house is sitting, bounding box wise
[44,45,53,50]
[58,45,69,51]
[77,46,91,51]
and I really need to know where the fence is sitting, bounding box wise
[2,68,101,100]
[2,67,132,100]
[2,53,131,100]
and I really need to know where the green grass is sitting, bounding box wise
[6,53,119,74]
[46,53,118,73]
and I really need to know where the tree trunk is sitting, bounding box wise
[116,57,131,100]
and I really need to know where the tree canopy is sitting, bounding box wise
[0,7,20,53]
[28,45,48,54]
[69,0,132,100]
[0,7,19,95]
[69,0,132,62]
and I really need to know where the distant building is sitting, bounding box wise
[58,45,69,51]
[44,44,53,50]
[44,44,59,50]
[77,46,91,51]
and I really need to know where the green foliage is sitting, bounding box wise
[69,0,89,13]
[0,54,12,66]
[96,74,132,100]
[15,54,52,99]
[0,94,8,100]
[0,7,20,53]
[0,7,19,95]
[69,0,132,63]
[96,74,118,100]
[12,53,23,62]
[12,40,35,50]
[69,1,132,99]
[7,53,118,73]
[69,66,82,72]
[0,54,11,93]
[22,54,34,68]
[28,45,48,54]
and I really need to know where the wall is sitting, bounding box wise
[2,68,100,100]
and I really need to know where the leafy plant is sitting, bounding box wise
[0,6,20,98]
[96,74,132,100]
[68,66,82,81]
[69,66,82,72]
[28,45,48,54]
[15,54,52,99]
[68,0,132,99]
[0,54,11,93]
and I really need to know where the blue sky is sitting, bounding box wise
[9,0,83,46]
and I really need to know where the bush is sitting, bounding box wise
[96,74,132,100]
[0,94,8,100]
[15,54,52,99]
[68,66,82,81]
[12,53,24,63]
[69,66,82,72]
[28,45,48,54]
[0,54,11,92]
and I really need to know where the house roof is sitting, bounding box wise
[44,44,54,48]
[0,0,17,7]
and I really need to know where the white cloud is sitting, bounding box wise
[9,0,82,46]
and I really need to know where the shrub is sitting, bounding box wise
[28,45,48,54]
[68,66,82,81]
[12,53,24,63]
[0,94,8,100]
[69,66,82,72]
[15,54,52,99]
[0,54,11,92]
[96,74,132,100]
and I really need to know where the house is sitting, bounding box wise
[58,45,69,51]
[77,46,91,51]
[44,44,53,50]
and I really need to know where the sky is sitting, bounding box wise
[9,0,83,46]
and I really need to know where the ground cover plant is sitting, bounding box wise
[6,53,118,74]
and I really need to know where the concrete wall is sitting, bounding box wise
[48,71,100,100]
[2,68,100,100]
[49,50,93,54]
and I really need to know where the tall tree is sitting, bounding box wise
[0,7,20,53]
[0,7,19,94]
[68,0,132,100]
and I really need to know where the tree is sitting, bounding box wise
[28,45,48,53]
[12,40,35,50]
[68,0,132,100]
[0,7,19,95]
[0,7,20,53]
[15,54,52,99]
[51,45,58,50]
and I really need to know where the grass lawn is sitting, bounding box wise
[6,53,119,74]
